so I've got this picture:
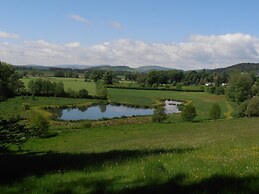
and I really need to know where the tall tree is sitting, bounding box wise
[0,61,24,100]
[226,72,255,103]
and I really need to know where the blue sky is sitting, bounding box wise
[0,0,259,69]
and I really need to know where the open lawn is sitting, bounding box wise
[1,118,259,193]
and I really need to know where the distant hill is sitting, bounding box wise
[212,63,259,73]
[86,65,135,72]
[15,62,259,74]
[56,64,91,69]
[136,65,175,72]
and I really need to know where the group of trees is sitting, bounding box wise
[124,70,228,87]
[27,78,92,98]
[88,70,115,85]
[0,62,24,100]
[226,72,259,117]
[28,78,65,97]
[53,69,79,78]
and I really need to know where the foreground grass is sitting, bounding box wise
[1,118,259,193]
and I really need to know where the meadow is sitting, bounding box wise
[0,78,257,194]
[1,118,259,193]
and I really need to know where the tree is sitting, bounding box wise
[91,71,104,82]
[226,72,254,103]
[245,96,259,117]
[29,113,49,136]
[209,103,221,120]
[103,71,114,85]
[152,106,168,123]
[0,117,29,150]
[78,89,89,98]
[96,81,107,98]
[28,78,65,97]
[0,61,24,100]
[181,103,197,122]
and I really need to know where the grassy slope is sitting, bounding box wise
[1,118,259,193]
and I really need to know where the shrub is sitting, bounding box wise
[29,113,49,136]
[181,103,197,122]
[245,96,259,117]
[215,86,225,95]
[78,89,89,98]
[152,106,168,123]
[22,103,30,110]
[66,88,78,98]
[209,103,221,120]
[237,101,249,117]
[81,121,92,128]
[0,117,29,150]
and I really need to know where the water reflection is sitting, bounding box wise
[52,101,181,121]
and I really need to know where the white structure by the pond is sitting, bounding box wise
[164,100,182,114]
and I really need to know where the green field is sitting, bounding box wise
[1,118,259,193]
[21,77,96,95]
[0,83,257,193]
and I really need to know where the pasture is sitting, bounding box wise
[1,118,259,193]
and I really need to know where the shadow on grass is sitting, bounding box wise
[53,174,259,194]
[119,174,259,194]
[0,147,195,185]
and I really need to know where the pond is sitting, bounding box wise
[53,100,181,121]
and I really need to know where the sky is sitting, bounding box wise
[0,0,259,70]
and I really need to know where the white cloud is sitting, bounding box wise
[68,14,90,25]
[65,42,81,48]
[1,33,259,70]
[111,21,123,29]
[0,31,19,39]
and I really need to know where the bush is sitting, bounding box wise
[29,113,49,136]
[152,106,168,123]
[209,103,221,120]
[78,89,89,98]
[215,86,225,95]
[245,96,259,117]
[237,101,249,117]
[81,121,92,128]
[0,117,29,150]
[181,103,197,122]
[66,88,78,98]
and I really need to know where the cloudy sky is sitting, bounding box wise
[1,0,259,70]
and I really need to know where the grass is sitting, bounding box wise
[0,85,254,193]
[0,96,96,119]
[21,77,96,95]
[1,117,259,193]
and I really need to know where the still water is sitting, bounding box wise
[55,100,181,121]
